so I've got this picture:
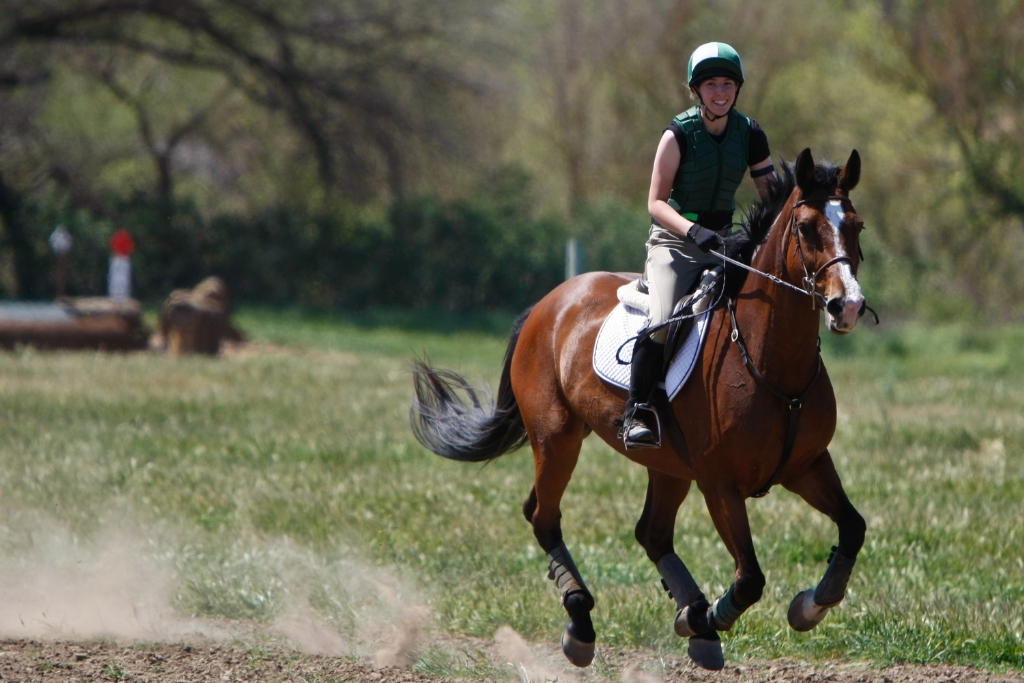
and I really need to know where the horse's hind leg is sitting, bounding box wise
[521,416,595,667]
[782,449,866,631]
[634,470,724,671]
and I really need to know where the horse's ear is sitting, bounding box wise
[838,149,861,193]
[795,148,815,194]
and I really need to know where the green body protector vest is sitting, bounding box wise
[668,106,751,217]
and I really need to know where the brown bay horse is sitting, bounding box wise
[411,149,868,670]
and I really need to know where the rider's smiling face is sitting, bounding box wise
[695,77,738,118]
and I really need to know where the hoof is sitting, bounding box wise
[674,606,697,638]
[787,588,831,632]
[561,629,595,668]
[688,633,724,671]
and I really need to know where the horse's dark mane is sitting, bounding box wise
[719,156,844,299]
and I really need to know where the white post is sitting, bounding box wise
[108,256,132,300]
[565,237,582,280]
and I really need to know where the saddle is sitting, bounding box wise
[595,267,724,452]
[618,266,724,361]
[593,266,724,402]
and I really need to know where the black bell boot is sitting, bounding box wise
[618,336,666,449]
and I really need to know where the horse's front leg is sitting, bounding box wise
[781,449,866,631]
[634,470,724,671]
[702,486,766,638]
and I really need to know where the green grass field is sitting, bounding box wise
[0,308,1021,674]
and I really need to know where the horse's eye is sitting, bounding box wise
[797,221,815,238]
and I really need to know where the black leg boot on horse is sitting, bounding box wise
[619,336,666,449]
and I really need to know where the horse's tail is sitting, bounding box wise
[410,308,532,462]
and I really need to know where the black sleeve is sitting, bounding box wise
[666,122,688,163]
[748,118,771,166]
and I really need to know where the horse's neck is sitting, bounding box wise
[733,207,821,391]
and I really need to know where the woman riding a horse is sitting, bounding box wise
[623,42,777,449]
[412,41,869,674]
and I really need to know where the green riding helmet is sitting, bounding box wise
[687,42,745,87]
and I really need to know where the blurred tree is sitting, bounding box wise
[0,0,505,294]
[0,0,1020,317]
[511,0,686,213]
[850,0,1024,316]
[0,0,499,201]
[0,169,34,298]
[98,62,231,207]
[865,0,1024,219]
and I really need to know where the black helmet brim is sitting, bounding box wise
[688,61,745,87]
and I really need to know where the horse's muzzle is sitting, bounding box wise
[825,293,863,334]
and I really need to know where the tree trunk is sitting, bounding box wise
[0,169,35,298]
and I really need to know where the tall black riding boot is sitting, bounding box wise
[619,336,666,449]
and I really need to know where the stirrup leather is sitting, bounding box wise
[620,402,662,449]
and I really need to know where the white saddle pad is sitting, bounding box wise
[593,303,711,400]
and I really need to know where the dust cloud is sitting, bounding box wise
[495,625,578,683]
[271,615,350,657]
[622,662,664,683]
[373,605,431,668]
[0,523,431,665]
[267,551,432,661]
[0,527,210,641]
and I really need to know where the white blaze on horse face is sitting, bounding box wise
[825,200,864,330]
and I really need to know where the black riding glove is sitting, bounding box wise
[687,222,724,253]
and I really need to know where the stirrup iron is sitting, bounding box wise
[621,402,662,449]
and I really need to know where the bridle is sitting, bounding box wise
[711,193,877,321]
[790,194,856,311]
[790,194,879,323]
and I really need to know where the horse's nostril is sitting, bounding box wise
[826,298,843,317]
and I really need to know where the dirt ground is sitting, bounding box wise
[1,635,1021,683]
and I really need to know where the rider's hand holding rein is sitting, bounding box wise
[687,223,724,253]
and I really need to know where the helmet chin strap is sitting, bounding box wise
[700,103,728,122]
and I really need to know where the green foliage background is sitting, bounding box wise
[2,0,1024,318]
